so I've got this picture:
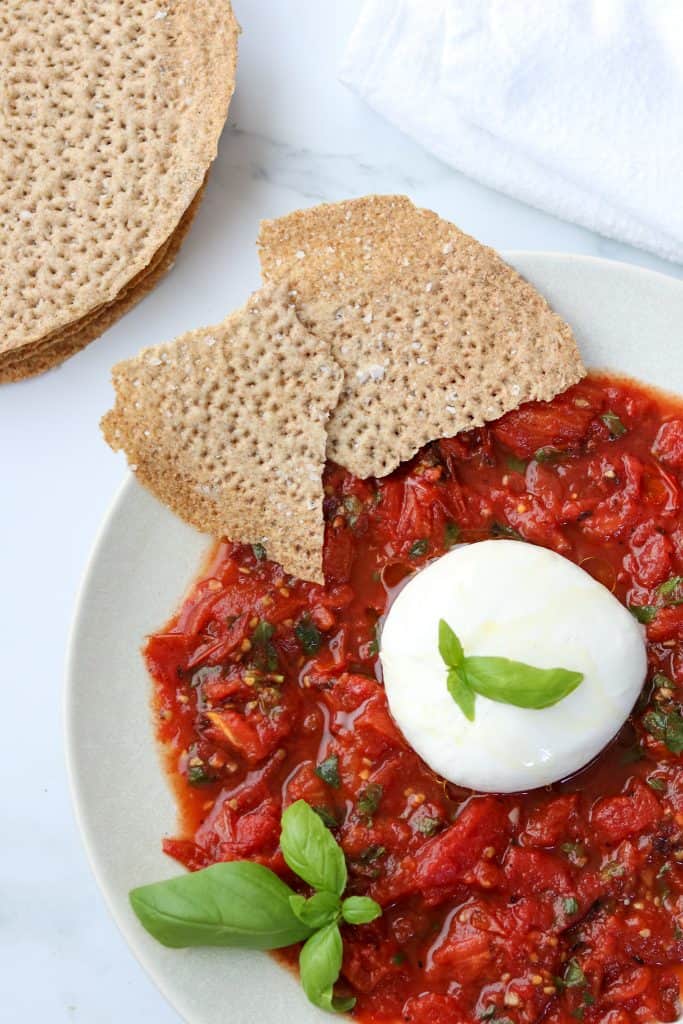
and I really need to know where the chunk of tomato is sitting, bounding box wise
[591,779,661,844]
[653,419,683,470]
[413,797,510,905]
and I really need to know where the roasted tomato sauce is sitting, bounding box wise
[147,375,683,1024]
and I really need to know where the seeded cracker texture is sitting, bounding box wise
[0,182,205,383]
[101,284,343,584]
[0,1,239,380]
[258,195,586,479]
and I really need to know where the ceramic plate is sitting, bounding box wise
[66,253,683,1024]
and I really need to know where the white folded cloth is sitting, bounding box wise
[340,0,683,264]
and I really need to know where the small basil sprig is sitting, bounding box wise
[129,799,381,1014]
[281,798,347,895]
[439,619,583,721]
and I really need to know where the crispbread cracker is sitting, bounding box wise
[0,1,238,377]
[0,182,205,383]
[258,195,585,478]
[101,284,343,583]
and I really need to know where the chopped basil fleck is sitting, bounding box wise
[187,763,215,786]
[312,806,340,829]
[505,454,527,474]
[251,619,278,672]
[343,494,363,526]
[416,815,442,837]
[368,621,381,658]
[252,620,275,645]
[648,777,666,792]
[563,897,579,915]
[295,616,322,655]
[560,842,586,865]
[620,744,644,764]
[444,521,461,548]
[357,783,383,821]
[657,862,671,879]
[629,604,657,624]
[563,958,586,988]
[600,860,626,880]
[391,952,406,966]
[409,538,429,558]
[658,576,683,605]
[359,844,385,864]
[315,755,341,789]
[534,446,563,463]
[653,673,673,689]
[251,542,267,561]
[644,708,683,754]
[490,521,523,541]
[601,410,627,439]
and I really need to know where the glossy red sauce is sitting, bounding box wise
[146,374,683,1024]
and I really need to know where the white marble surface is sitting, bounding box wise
[2,1,681,1020]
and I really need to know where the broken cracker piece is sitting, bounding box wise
[101,283,343,583]
[258,195,585,478]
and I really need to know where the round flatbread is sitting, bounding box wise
[0,0,239,380]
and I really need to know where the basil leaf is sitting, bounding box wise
[315,754,341,789]
[129,861,312,949]
[251,542,267,561]
[341,896,382,925]
[464,657,583,709]
[563,897,579,915]
[289,891,341,930]
[438,618,464,668]
[299,923,355,1013]
[281,800,347,896]
[446,667,476,721]
[601,411,627,439]
[629,604,657,624]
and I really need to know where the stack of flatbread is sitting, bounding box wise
[102,196,586,583]
[0,0,239,382]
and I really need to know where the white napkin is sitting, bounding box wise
[340,0,683,264]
